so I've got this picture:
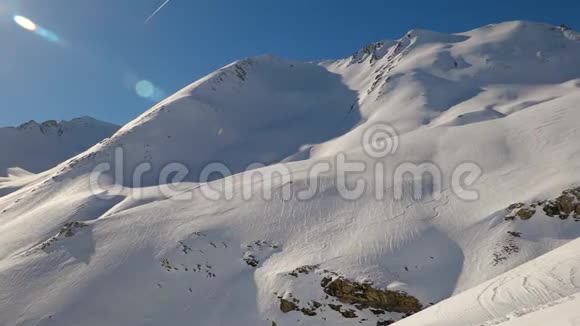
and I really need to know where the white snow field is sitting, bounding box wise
[1,21,580,326]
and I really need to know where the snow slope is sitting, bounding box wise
[1,21,580,326]
[40,56,361,187]
[395,236,580,326]
[492,294,580,326]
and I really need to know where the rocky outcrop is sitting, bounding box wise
[279,298,299,313]
[276,265,423,324]
[242,240,280,267]
[243,253,259,267]
[543,188,580,219]
[492,231,521,265]
[60,221,88,238]
[36,221,88,251]
[288,264,319,277]
[505,187,580,221]
[321,277,422,315]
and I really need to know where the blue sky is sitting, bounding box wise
[1,0,578,127]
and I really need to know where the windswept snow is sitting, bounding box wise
[1,21,580,326]
[488,294,580,326]
[395,237,580,326]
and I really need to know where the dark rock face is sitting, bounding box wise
[277,267,423,324]
[340,309,358,318]
[300,307,317,316]
[279,299,298,313]
[376,320,395,326]
[33,221,89,252]
[322,278,422,315]
[289,265,319,277]
[60,221,88,237]
[543,188,580,219]
[505,187,580,221]
[516,208,535,220]
[243,254,259,267]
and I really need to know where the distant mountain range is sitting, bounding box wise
[0,117,118,177]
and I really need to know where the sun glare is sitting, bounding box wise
[13,15,37,31]
[136,80,155,98]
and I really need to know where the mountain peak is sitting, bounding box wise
[13,117,117,135]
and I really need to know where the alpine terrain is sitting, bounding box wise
[1,21,580,326]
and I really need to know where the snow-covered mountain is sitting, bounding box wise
[0,117,119,196]
[1,21,580,326]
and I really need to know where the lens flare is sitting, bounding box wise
[37,28,60,43]
[135,79,165,102]
[13,14,62,44]
[13,15,37,31]
[136,80,154,98]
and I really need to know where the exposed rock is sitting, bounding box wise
[320,276,333,288]
[340,309,358,318]
[516,208,535,220]
[507,231,522,238]
[37,221,88,251]
[322,277,422,314]
[161,258,176,272]
[234,64,247,81]
[243,240,280,267]
[281,266,421,322]
[352,42,387,64]
[493,232,520,265]
[289,265,319,277]
[178,241,192,254]
[370,308,386,315]
[543,203,560,217]
[243,253,259,267]
[279,298,299,313]
[506,187,580,221]
[507,203,525,211]
[300,307,317,316]
[555,193,576,215]
[60,221,88,237]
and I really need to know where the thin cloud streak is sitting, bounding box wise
[144,0,172,24]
